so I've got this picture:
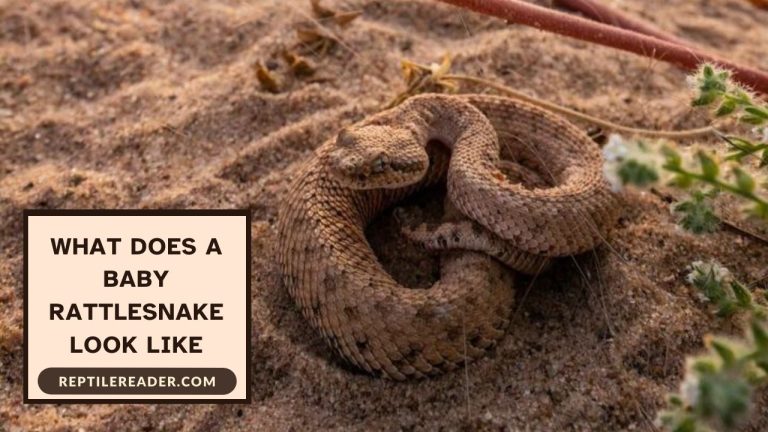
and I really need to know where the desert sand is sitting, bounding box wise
[1,0,767,430]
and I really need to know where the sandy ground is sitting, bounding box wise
[1,0,767,430]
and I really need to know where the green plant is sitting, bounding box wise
[720,134,768,168]
[659,263,768,431]
[662,147,768,220]
[658,320,768,432]
[605,138,768,223]
[687,261,767,319]
[674,191,720,234]
[689,64,768,167]
[603,64,768,229]
[690,65,768,126]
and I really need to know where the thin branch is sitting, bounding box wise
[650,189,768,246]
[436,0,768,94]
[446,73,715,139]
[553,0,691,46]
[665,165,767,208]
[721,218,768,247]
[392,57,716,138]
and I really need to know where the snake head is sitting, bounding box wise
[328,125,429,189]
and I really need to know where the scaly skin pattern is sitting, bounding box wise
[400,160,554,275]
[453,94,621,256]
[277,94,619,379]
[277,142,516,380]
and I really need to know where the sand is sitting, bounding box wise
[1,0,767,430]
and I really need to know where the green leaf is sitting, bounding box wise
[693,92,718,107]
[753,202,768,220]
[733,168,756,195]
[662,146,683,169]
[702,67,727,92]
[717,301,738,317]
[731,88,752,104]
[756,360,768,375]
[744,106,768,120]
[693,267,725,302]
[703,64,714,79]
[672,174,694,189]
[674,191,720,234]
[741,114,767,125]
[752,321,768,351]
[731,281,753,308]
[697,373,752,429]
[672,418,696,432]
[761,149,768,168]
[668,394,684,407]
[722,136,759,162]
[617,160,659,187]
[716,99,737,116]
[698,152,719,180]
[693,359,718,374]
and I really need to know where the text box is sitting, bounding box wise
[24,210,251,403]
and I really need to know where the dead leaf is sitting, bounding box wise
[283,50,316,77]
[255,63,279,93]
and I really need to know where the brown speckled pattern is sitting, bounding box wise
[454,94,622,256]
[277,94,619,379]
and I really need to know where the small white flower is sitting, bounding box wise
[687,260,732,286]
[602,134,629,162]
[753,126,768,143]
[601,135,669,192]
[602,134,628,192]
[603,162,623,192]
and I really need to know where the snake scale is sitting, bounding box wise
[276,94,620,380]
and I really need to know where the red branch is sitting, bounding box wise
[553,0,690,46]
[436,0,768,94]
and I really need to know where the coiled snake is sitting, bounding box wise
[276,94,620,380]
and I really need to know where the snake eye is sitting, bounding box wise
[371,154,390,173]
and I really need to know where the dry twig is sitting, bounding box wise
[435,0,768,94]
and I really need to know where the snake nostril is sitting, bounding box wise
[341,156,360,173]
[336,128,357,148]
[371,155,389,173]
